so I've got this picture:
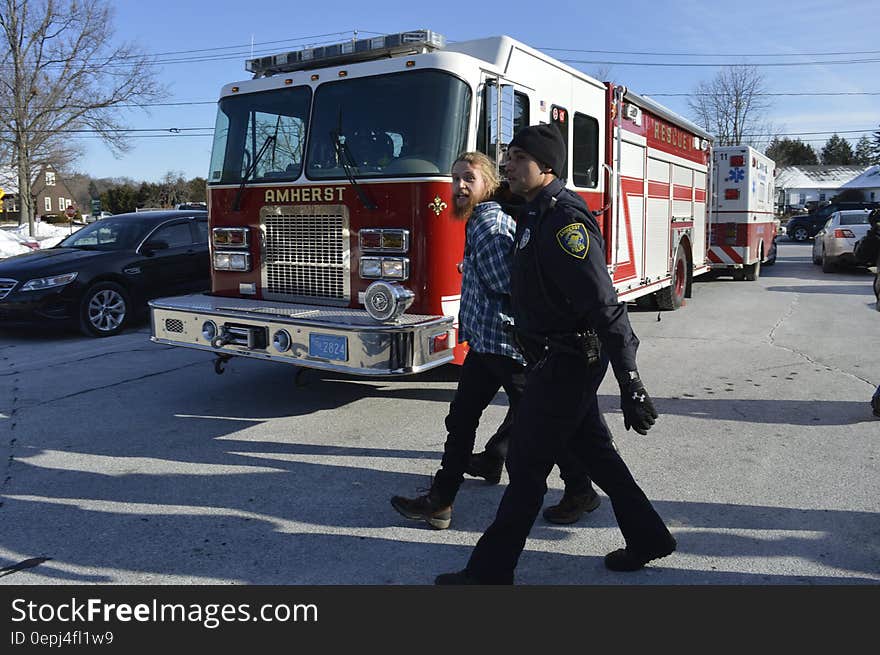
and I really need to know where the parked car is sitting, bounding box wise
[788,201,880,241]
[84,211,114,224]
[811,209,873,272]
[0,210,208,336]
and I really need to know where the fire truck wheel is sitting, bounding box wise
[657,247,688,310]
[79,281,130,337]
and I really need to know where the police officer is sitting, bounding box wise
[436,124,675,584]
[853,208,880,417]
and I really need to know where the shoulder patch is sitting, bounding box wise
[556,223,589,259]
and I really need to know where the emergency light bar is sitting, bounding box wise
[246,30,446,77]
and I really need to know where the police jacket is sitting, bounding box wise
[510,177,640,379]
[854,226,879,269]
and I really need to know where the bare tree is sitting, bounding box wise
[688,65,773,148]
[0,0,162,235]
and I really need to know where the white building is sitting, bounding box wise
[775,165,871,211]
[839,165,880,202]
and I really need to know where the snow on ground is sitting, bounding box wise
[0,229,31,258]
[0,221,83,257]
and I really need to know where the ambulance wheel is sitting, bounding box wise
[732,269,746,281]
[764,239,777,266]
[744,249,761,281]
[657,247,687,310]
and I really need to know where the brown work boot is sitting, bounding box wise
[390,491,452,530]
[542,488,601,524]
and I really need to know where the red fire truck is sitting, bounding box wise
[708,145,778,280]
[150,30,713,376]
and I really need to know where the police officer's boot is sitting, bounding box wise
[390,477,453,530]
[465,451,504,484]
[604,535,677,572]
[542,487,601,524]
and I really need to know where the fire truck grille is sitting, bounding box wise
[262,205,350,303]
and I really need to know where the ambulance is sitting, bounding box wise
[150,29,713,376]
[709,145,778,280]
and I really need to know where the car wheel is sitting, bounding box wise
[821,250,837,273]
[79,281,130,337]
[792,226,810,242]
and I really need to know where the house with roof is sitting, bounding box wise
[0,164,77,223]
[839,165,880,202]
[775,165,872,212]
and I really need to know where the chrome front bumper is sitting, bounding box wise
[149,294,455,376]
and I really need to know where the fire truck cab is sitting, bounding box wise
[150,29,713,376]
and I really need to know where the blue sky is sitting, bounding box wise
[79,0,880,182]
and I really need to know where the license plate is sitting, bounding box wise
[309,333,348,361]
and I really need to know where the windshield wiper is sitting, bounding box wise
[332,109,378,210]
[233,119,280,211]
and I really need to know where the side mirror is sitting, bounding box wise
[486,80,514,166]
[142,239,169,255]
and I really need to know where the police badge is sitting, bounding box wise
[556,223,589,259]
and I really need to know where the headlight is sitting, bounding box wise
[359,256,409,280]
[213,251,251,271]
[360,257,382,278]
[20,272,78,292]
[364,281,414,322]
[212,227,249,248]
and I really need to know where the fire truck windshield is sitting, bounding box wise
[306,70,470,180]
[209,86,311,185]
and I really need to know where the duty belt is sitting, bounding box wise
[503,322,601,368]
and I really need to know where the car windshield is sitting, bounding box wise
[839,213,869,226]
[57,217,153,250]
[209,86,311,185]
[306,70,471,179]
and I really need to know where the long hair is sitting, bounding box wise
[452,151,500,202]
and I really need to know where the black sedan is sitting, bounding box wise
[0,210,209,336]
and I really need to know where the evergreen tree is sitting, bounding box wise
[853,136,876,166]
[765,137,818,166]
[820,134,854,165]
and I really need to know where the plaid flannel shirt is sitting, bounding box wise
[458,201,522,362]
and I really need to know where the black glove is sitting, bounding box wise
[619,376,658,435]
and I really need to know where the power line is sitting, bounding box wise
[542,46,880,57]
[647,91,880,97]
[561,57,880,68]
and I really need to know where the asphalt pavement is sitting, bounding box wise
[1,238,877,585]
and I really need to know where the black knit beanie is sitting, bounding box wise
[508,124,566,177]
